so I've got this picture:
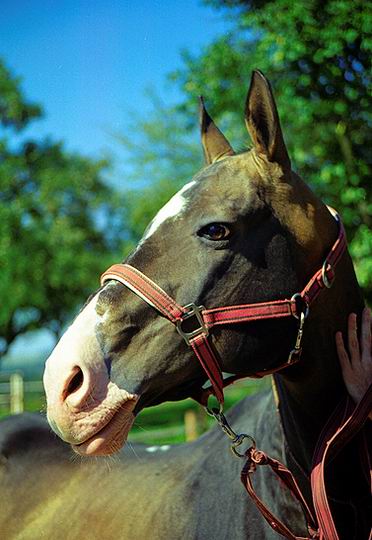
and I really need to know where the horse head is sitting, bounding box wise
[43,71,363,457]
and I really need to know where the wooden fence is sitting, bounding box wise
[0,372,201,442]
[0,372,44,415]
[0,373,265,443]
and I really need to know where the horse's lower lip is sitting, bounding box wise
[72,401,136,456]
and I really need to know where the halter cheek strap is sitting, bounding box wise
[100,209,346,407]
[100,264,225,404]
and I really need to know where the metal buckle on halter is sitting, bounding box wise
[287,311,306,364]
[176,303,208,345]
[321,261,334,288]
[291,293,309,320]
[288,294,309,364]
[206,407,256,458]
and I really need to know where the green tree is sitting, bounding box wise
[0,60,124,357]
[120,0,372,299]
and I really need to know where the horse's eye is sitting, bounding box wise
[198,223,231,241]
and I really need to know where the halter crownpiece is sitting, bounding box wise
[100,208,347,407]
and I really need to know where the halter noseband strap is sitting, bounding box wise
[100,209,346,407]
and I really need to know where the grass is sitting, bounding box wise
[0,378,269,445]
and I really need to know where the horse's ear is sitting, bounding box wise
[245,70,291,172]
[199,96,235,165]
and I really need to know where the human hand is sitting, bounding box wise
[335,307,372,419]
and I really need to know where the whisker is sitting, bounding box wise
[125,441,141,461]
[132,423,150,433]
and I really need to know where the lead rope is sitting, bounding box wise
[206,407,319,540]
[207,383,372,540]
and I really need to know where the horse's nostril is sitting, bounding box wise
[65,368,84,398]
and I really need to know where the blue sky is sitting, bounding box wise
[1,0,231,161]
[1,0,232,360]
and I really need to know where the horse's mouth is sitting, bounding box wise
[72,400,137,456]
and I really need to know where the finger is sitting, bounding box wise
[361,307,371,364]
[347,313,360,366]
[336,331,352,377]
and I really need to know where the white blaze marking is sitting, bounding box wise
[143,181,196,240]
[56,293,103,363]
[43,291,105,396]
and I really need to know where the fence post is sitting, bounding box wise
[10,373,24,414]
[184,409,198,441]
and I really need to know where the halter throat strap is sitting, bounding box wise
[100,210,346,407]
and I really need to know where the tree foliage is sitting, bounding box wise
[0,59,124,356]
[0,61,42,130]
[120,0,371,300]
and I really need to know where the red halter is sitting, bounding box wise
[100,208,346,407]
[100,209,372,540]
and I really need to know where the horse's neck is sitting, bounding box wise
[275,252,364,473]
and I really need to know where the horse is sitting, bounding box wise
[0,70,370,539]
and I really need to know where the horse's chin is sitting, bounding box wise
[72,405,136,457]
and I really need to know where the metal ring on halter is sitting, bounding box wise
[206,407,256,458]
[322,261,333,288]
[291,293,310,320]
[231,433,256,458]
[205,403,224,417]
